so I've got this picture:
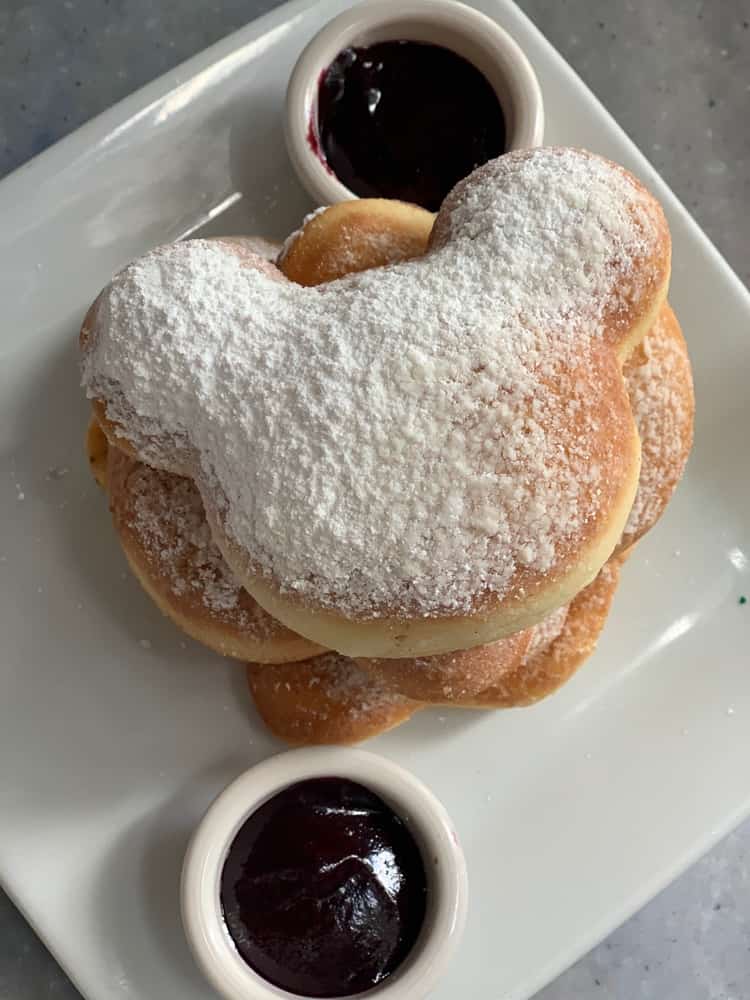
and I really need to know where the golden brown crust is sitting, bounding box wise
[243,559,621,744]
[618,302,694,551]
[106,447,324,664]
[461,558,621,708]
[86,415,110,488]
[354,628,533,703]
[247,653,418,746]
[90,398,140,461]
[280,200,434,285]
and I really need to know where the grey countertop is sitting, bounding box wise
[1,1,748,997]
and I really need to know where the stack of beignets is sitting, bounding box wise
[81,147,694,744]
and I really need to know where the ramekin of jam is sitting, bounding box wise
[285,0,544,211]
[181,747,467,1000]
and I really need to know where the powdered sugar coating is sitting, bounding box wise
[83,148,667,619]
[523,605,569,663]
[299,652,404,718]
[246,651,416,744]
[240,236,282,263]
[122,462,282,639]
[624,307,693,541]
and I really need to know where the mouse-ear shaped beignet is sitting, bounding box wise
[81,147,670,659]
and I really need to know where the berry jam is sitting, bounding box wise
[316,41,507,211]
[220,777,427,998]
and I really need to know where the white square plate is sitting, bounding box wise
[1,1,748,998]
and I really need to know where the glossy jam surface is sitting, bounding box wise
[220,777,428,998]
[316,41,506,211]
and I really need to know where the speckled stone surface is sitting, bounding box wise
[0,2,748,998]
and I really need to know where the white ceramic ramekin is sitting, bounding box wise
[181,747,468,1000]
[285,0,544,206]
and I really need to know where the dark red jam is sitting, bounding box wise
[315,41,507,211]
[220,777,427,998]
